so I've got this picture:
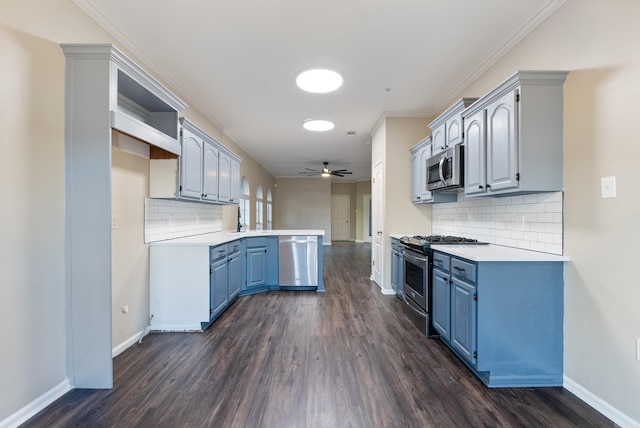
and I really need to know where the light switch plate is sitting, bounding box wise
[601,176,616,199]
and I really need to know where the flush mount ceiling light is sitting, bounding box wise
[296,68,343,94]
[303,119,335,132]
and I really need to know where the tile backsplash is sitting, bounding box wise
[431,191,563,255]
[145,198,222,243]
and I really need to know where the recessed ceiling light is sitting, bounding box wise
[303,119,335,132]
[296,68,343,94]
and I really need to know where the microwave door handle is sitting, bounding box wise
[438,156,446,183]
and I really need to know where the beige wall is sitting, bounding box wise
[373,116,433,291]
[355,180,372,242]
[447,1,640,423]
[111,141,150,350]
[274,178,331,242]
[0,0,111,421]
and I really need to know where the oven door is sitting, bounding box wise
[402,248,428,312]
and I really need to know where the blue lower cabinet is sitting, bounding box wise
[243,237,278,294]
[432,251,564,388]
[450,276,477,366]
[210,255,229,320]
[228,250,242,300]
[431,268,451,341]
[246,246,267,289]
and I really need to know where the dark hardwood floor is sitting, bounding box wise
[23,242,614,428]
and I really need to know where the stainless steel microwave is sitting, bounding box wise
[426,144,464,191]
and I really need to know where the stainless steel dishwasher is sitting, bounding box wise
[278,236,318,287]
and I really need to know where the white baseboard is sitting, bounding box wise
[112,327,150,358]
[0,379,71,428]
[563,376,639,428]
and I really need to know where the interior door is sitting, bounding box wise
[372,160,383,287]
[331,195,350,241]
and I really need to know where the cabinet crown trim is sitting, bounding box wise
[61,43,187,111]
[428,98,479,129]
[462,70,569,117]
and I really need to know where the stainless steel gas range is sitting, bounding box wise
[399,235,487,339]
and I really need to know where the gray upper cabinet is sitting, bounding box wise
[202,140,220,202]
[174,118,241,205]
[230,158,241,204]
[179,125,205,200]
[462,70,569,197]
[464,109,487,196]
[429,98,478,156]
[218,151,231,203]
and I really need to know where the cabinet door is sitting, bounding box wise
[397,252,404,297]
[419,145,433,202]
[446,116,463,147]
[464,109,487,196]
[390,249,398,292]
[210,257,229,320]
[431,124,446,155]
[202,140,219,201]
[179,128,204,200]
[218,152,231,202]
[486,89,519,192]
[229,158,240,204]
[228,252,242,300]
[451,276,477,366]
[246,246,267,288]
[432,268,451,341]
[410,152,421,202]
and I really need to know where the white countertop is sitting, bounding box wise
[431,244,569,262]
[150,230,325,246]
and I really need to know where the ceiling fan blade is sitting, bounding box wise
[304,168,320,172]
[333,173,344,177]
[334,171,352,175]
[299,171,319,175]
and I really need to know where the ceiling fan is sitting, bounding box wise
[298,161,353,178]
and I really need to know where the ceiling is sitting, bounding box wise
[73,0,566,181]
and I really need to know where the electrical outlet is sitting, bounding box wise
[121,305,129,314]
[637,338,640,361]
[111,215,118,230]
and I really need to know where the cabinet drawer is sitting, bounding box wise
[451,257,476,283]
[210,244,228,261]
[245,237,267,248]
[228,240,241,254]
[432,252,450,271]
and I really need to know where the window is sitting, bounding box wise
[255,185,263,231]
[239,176,250,231]
[266,189,273,230]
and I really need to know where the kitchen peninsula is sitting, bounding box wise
[149,230,324,332]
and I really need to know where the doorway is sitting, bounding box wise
[372,160,383,287]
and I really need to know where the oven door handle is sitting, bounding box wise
[402,249,427,264]
[404,294,427,316]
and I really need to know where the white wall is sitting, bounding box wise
[274,178,331,242]
[452,1,640,424]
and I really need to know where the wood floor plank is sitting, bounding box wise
[21,242,615,428]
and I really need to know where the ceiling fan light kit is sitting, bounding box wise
[298,162,353,178]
